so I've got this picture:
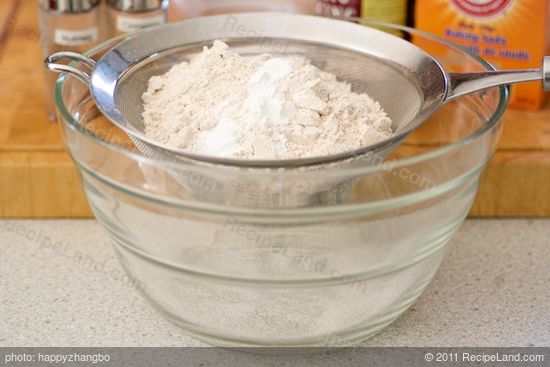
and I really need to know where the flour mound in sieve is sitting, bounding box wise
[142,40,393,160]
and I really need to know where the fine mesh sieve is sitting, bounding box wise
[45,13,550,207]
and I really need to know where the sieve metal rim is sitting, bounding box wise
[53,17,509,177]
[85,12,448,168]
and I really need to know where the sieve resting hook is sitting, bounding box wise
[44,52,96,85]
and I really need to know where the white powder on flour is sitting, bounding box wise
[142,41,393,160]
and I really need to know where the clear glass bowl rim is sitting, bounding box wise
[54,16,508,179]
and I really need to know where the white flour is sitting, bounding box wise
[142,41,393,160]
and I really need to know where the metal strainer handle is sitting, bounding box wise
[44,52,96,85]
[447,56,550,101]
[45,50,550,102]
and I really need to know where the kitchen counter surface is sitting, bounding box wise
[1,219,549,347]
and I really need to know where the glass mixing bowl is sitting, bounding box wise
[54,19,507,347]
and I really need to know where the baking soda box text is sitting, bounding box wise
[415,0,549,110]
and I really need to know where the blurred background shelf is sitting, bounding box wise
[1,0,549,217]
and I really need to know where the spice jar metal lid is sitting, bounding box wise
[106,0,170,12]
[38,0,101,13]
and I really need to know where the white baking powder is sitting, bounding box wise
[142,41,393,160]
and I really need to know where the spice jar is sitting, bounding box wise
[360,0,408,27]
[38,0,104,121]
[316,0,407,24]
[315,0,361,17]
[315,0,408,37]
[106,0,170,36]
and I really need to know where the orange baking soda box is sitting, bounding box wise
[415,0,549,110]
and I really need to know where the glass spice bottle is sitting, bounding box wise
[315,0,408,37]
[315,0,361,17]
[38,0,103,121]
[316,0,407,23]
[106,0,170,37]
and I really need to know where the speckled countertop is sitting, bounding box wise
[1,219,549,347]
